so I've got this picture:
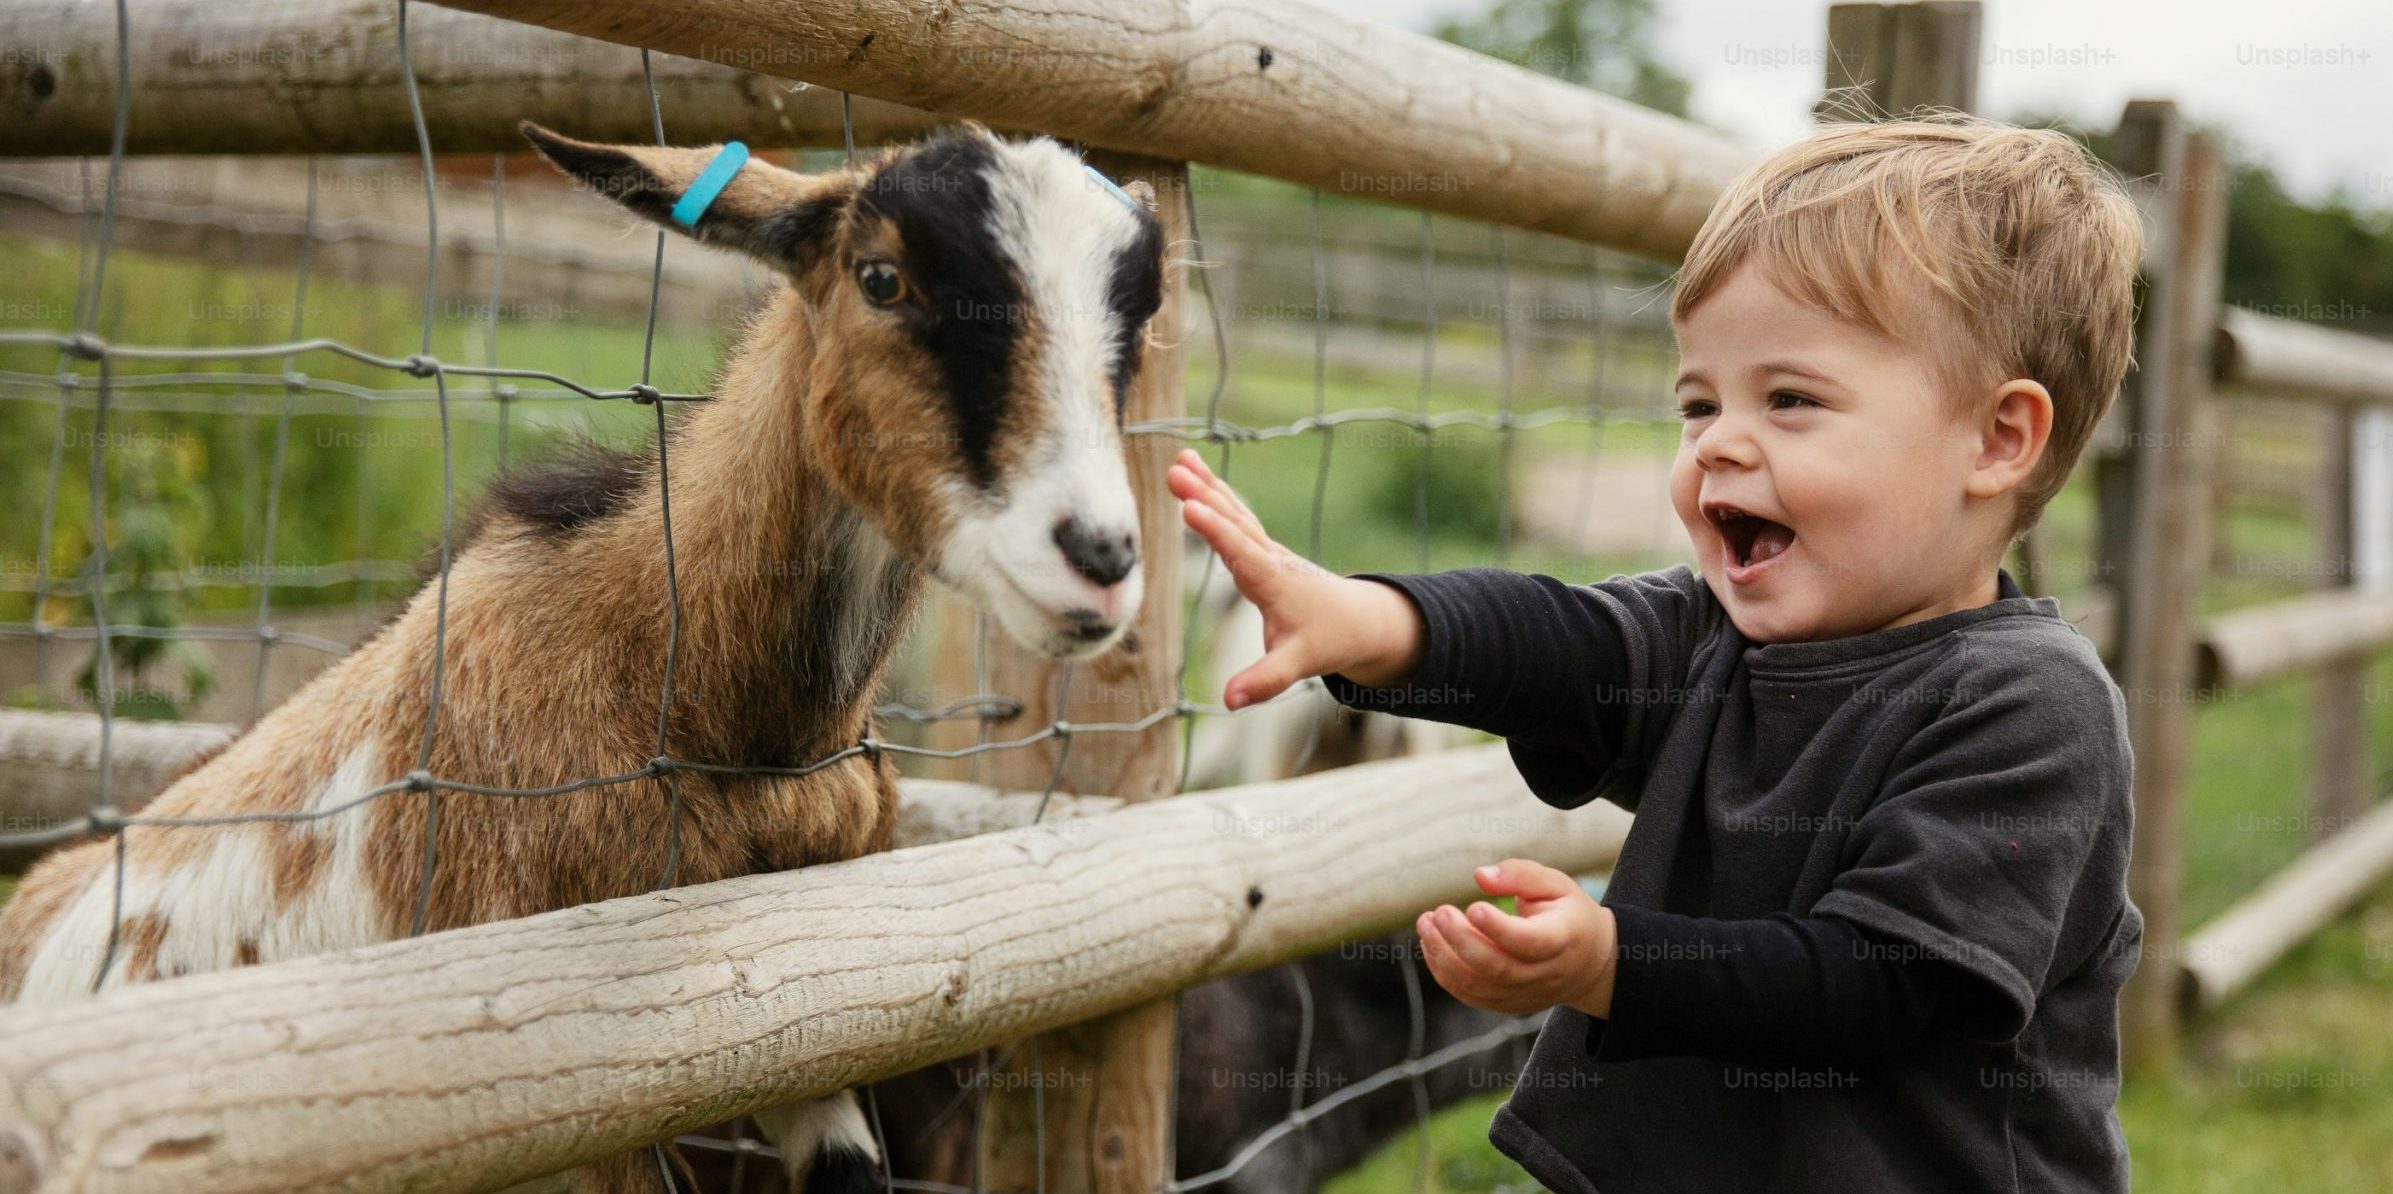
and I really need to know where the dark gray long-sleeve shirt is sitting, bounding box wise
[1323,565,2141,1194]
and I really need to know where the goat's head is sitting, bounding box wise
[523,122,1164,659]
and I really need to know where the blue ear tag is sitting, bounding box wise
[671,141,751,228]
[1083,162,1143,213]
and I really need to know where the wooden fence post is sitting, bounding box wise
[2358,408,2393,590]
[964,151,1190,1194]
[1819,1,1982,119]
[2312,408,2371,835]
[2106,101,2228,1070]
[1827,6,2063,600]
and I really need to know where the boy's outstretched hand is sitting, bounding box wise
[1168,448,1424,709]
[1418,859,1620,1018]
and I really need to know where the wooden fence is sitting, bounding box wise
[1,0,2391,1190]
[2170,311,2393,1018]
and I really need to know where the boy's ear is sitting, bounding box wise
[520,122,854,274]
[1968,378,2055,499]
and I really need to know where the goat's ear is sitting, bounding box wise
[520,122,852,273]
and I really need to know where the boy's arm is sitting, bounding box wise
[1319,570,1633,740]
[1584,907,2006,1069]
[1170,448,1704,808]
[1806,642,2136,1043]
[1321,568,1704,810]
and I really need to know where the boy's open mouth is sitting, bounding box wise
[1705,502,1796,570]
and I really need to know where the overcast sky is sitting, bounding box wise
[1304,0,2391,206]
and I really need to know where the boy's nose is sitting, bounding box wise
[1693,419,1760,470]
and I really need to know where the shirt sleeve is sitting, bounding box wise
[1584,905,2006,1068]
[1805,638,2137,1043]
[1317,566,1713,811]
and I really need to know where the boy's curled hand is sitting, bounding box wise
[1418,859,1619,1018]
[1168,448,1424,709]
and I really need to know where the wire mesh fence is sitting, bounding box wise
[0,2,1690,1190]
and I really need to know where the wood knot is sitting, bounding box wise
[21,63,56,105]
[0,1123,45,1194]
[138,1134,216,1163]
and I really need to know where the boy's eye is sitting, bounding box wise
[1769,390,1818,410]
[1677,399,1718,420]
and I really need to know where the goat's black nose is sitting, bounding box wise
[1053,517,1137,587]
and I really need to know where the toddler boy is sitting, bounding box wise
[1170,116,2145,1192]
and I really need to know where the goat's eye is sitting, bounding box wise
[856,261,908,307]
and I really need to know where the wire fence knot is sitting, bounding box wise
[400,354,440,378]
[402,769,436,792]
[63,332,105,361]
[628,384,662,405]
[84,805,124,835]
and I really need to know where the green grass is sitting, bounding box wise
[2119,880,2393,1193]
[0,231,724,627]
[1323,1090,1536,1194]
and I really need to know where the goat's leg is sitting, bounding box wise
[753,1090,883,1194]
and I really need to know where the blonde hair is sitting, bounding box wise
[1671,114,2143,536]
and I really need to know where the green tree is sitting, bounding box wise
[2015,112,2393,336]
[72,436,217,720]
[1434,0,1693,117]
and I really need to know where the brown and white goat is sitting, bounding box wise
[0,121,1166,1193]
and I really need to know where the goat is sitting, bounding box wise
[0,121,1167,1194]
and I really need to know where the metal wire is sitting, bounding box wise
[0,12,1676,1189]
[82,0,132,992]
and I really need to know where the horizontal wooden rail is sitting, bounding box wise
[0,154,757,334]
[0,713,233,869]
[8,0,1753,255]
[2055,585,2393,694]
[2215,307,2393,407]
[0,744,1626,1194]
[425,0,1749,257]
[2198,586,2393,690]
[0,710,1122,865]
[2179,797,2393,1012]
[0,0,940,155]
